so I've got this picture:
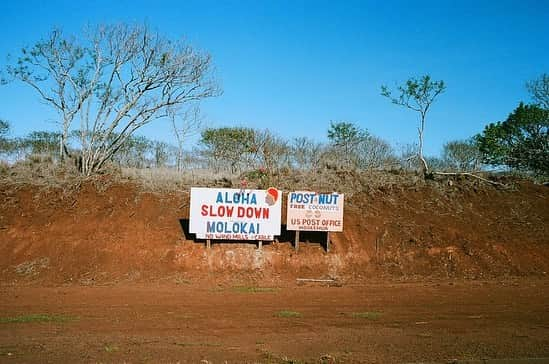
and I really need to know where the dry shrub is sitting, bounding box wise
[120,167,240,193]
[0,160,9,175]
[120,166,453,196]
[1,156,513,198]
[0,156,82,189]
[272,167,426,197]
[0,156,125,197]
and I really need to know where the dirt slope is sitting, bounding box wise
[1,178,548,284]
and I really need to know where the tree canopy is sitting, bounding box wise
[475,102,549,176]
[526,73,549,110]
[327,121,369,168]
[200,127,257,173]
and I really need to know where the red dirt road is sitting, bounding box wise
[1,279,549,363]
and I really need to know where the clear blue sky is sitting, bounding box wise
[1,0,548,157]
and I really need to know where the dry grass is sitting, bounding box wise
[232,286,279,293]
[275,310,301,318]
[120,166,431,196]
[0,313,77,324]
[350,311,382,320]
[0,157,83,189]
[0,157,518,198]
[14,258,50,277]
[274,168,423,195]
[121,167,238,192]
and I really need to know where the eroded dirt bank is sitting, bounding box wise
[1,178,548,284]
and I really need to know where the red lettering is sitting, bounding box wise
[236,206,269,219]
[258,207,269,219]
[203,205,235,217]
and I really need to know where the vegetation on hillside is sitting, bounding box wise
[1,24,547,183]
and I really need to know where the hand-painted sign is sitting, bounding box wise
[286,191,344,232]
[190,187,282,240]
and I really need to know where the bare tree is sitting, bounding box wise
[397,142,420,170]
[6,28,86,162]
[291,137,324,171]
[111,134,151,168]
[152,140,170,168]
[253,129,291,174]
[526,73,549,110]
[442,138,481,172]
[381,75,446,175]
[170,105,203,171]
[6,23,220,175]
[357,135,396,170]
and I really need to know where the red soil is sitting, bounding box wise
[1,177,549,362]
[1,178,548,284]
[1,280,548,363]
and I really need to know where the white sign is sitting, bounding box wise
[287,191,344,232]
[189,187,282,240]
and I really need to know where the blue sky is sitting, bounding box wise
[1,0,548,156]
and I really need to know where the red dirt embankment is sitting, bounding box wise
[1,178,548,284]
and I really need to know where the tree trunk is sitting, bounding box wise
[59,135,65,162]
[418,113,429,176]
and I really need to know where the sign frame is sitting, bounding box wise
[286,191,344,232]
[189,187,282,241]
